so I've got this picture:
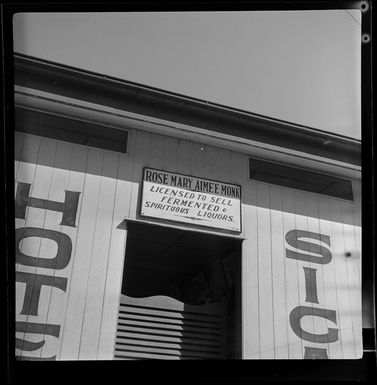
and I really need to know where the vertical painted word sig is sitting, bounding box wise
[285,230,338,359]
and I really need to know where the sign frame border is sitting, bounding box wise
[139,166,243,234]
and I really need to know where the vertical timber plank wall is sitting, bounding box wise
[78,151,118,359]
[241,176,362,359]
[39,141,74,359]
[15,132,131,360]
[16,134,43,359]
[97,132,135,359]
[270,186,289,359]
[15,127,362,360]
[282,188,304,358]
[58,144,88,359]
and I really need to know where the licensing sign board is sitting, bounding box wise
[140,168,242,232]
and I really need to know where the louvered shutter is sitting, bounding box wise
[114,295,227,359]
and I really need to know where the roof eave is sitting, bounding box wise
[13,53,361,166]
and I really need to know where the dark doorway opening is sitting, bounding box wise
[115,221,242,359]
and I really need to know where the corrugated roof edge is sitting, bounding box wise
[13,52,361,166]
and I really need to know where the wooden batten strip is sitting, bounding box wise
[114,344,221,359]
[115,338,221,353]
[119,303,221,320]
[115,330,221,347]
[118,310,221,326]
[114,352,182,360]
[117,318,221,335]
[116,325,221,341]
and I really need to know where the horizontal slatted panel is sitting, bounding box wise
[115,295,226,360]
[116,330,222,348]
[115,351,182,360]
[118,312,221,328]
[115,335,221,351]
[118,318,221,334]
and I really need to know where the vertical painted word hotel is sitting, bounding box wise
[14,54,364,360]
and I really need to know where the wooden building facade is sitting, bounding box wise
[14,54,364,360]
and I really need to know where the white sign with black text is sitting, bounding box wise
[140,168,242,232]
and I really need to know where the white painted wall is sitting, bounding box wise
[15,127,362,360]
